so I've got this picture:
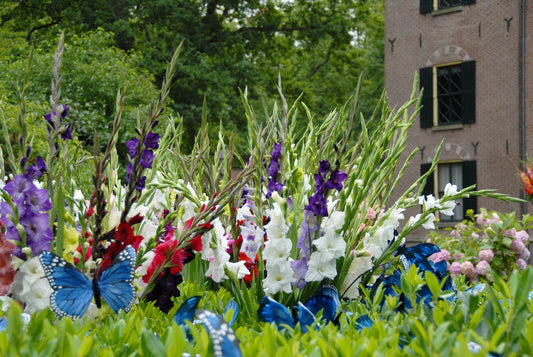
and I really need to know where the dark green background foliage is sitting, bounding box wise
[0,0,383,159]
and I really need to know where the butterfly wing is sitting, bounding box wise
[398,243,439,273]
[98,245,136,314]
[296,301,317,332]
[257,296,295,330]
[174,296,202,326]
[355,314,374,331]
[39,251,93,318]
[304,284,340,324]
[222,300,239,327]
[196,309,242,357]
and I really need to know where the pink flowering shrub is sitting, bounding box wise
[427,208,533,282]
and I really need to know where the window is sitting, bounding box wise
[420,61,476,128]
[438,0,463,10]
[421,161,477,221]
[437,64,462,125]
[420,0,476,14]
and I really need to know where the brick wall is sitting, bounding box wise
[385,0,530,240]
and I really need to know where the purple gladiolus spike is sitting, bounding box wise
[266,142,284,198]
[36,157,46,171]
[126,138,139,159]
[135,176,146,192]
[144,132,160,150]
[268,160,279,178]
[314,173,326,194]
[27,156,47,179]
[44,105,69,137]
[61,123,73,140]
[297,210,318,259]
[326,170,348,191]
[24,186,52,214]
[290,259,308,289]
[306,194,328,217]
[4,174,33,202]
[126,163,133,182]
[140,149,155,169]
[60,104,68,118]
[271,143,281,161]
[20,213,53,255]
[20,157,27,170]
[26,165,41,180]
[318,160,330,174]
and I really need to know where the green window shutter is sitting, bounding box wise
[462,0,476,5]
[420,0,433,13]
[420,67,433,128]
[421,163,434,197]
[461,61,476,124]
[462,160,477,216]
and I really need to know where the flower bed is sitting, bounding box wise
[0,37,530,356]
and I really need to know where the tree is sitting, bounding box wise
[1,0,384,153]
[0,27,161,175]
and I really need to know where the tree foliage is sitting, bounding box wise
[1,0,384,154]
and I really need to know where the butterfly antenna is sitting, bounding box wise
[339,265,376,300]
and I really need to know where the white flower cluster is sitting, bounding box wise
[10,257,52,314]
[201,218,248,283]
[237,204,264,261]
[407,183,460,230]
[361,207,404,259]
[262,203,292,295]
[305,211,346,282]
[341,207,405,299]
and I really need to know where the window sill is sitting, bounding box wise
[436,221,461,229]
[432,6,463,16]
[431,123,464,131]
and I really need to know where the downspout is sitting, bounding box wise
[520,0,527,216]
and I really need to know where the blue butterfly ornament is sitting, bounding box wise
[196,309,242,357]
[304,284,341,325]
[38,245,137,318]
[173,297,242,357]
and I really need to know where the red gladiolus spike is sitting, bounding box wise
[235,235,243,249]
[128,213,144,225]
[185,217,195,230]
[85,206,95,218]
[188,234,203,252]
[143,253,166,283]
[170,248,190,274]
[199,222,212,230]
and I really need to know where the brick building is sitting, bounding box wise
[385,0,532,236]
